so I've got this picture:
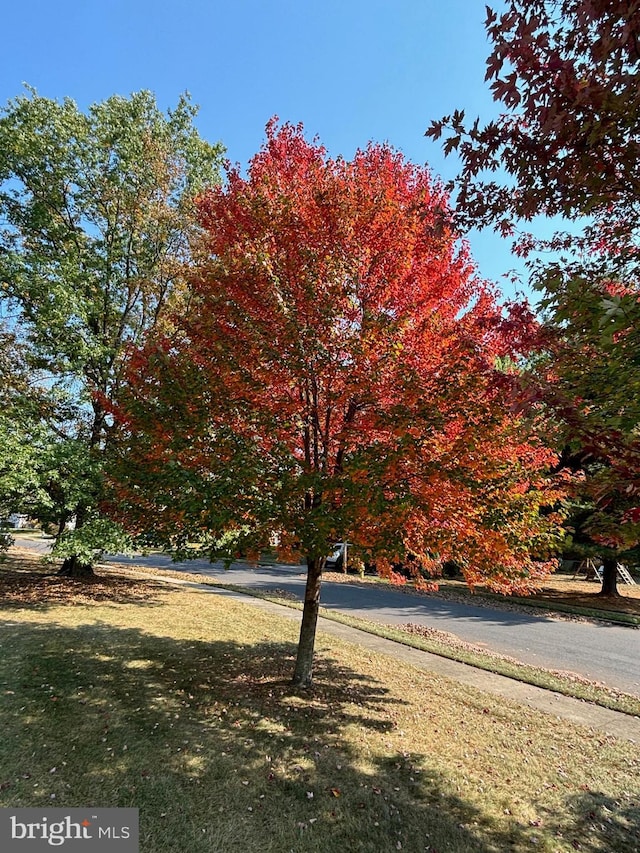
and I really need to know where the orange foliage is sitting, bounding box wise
[109,121,567,591]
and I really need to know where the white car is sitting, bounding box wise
[325,542,347,571]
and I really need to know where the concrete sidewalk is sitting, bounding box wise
[113,567,640,743]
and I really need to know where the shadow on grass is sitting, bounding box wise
[0,568,172,608]
[0,619,637,852]
[543,791,640,853]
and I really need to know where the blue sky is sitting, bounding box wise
[1,0,534,299]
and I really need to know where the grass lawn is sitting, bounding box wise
[1,554,639,853]
[104,560,640,715]
[525,575,640,615]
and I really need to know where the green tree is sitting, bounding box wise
[0,326,44,522]
[427,0,640,595]
[0,88,224,575]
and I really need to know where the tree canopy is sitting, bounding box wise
[109,121,566,685]
[427,0,640,594]
[0,88,225,572]
[427,1,640,238]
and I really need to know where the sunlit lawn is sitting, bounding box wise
[447,574,640,618]
[0,555,638,853]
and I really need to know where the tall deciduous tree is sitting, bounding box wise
[0,326,46,522]
[109,121,566,686]
[427,1,640,594]
[0,89,224,574]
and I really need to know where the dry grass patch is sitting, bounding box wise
[0,549,170,607]
[73,559,640,713]
[0,559,638,852]
[528,575,640,616]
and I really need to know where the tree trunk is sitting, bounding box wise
[58,555,95,578]
[292,557,322,687]
[599,557,620,597]
[56,506,95,578]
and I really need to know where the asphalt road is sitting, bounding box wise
[14,537,640,697]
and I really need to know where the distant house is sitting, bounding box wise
[5,513,29,528]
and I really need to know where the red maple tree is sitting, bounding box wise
[109,121,566,685]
